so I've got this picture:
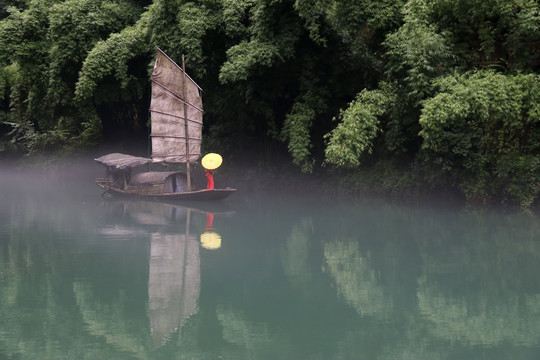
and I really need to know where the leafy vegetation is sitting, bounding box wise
[420,71,540,206]
[0,0,538,207]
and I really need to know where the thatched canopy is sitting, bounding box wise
[95,153,151,170]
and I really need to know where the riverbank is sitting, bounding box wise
[1,148,536,212]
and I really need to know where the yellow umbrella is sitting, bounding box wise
[201,153,223,170]
[201,231,222,249]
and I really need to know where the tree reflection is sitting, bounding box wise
[415,210,540,346]
[3,189,540,359]
[73,281,150,357]
[281,217,313,283]
[216,305,271,348]
[324,240,392,317]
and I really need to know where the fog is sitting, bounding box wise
[2,153,540,360]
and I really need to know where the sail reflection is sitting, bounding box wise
[149,231,200,346]
[94,200,230,349]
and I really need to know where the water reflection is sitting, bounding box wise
[2,166,540,359]
[95,200,233,349]
[149,228,199,346]
[315,203,540,358]
[201,212,222,250]
[414,209,540,347]
[324,240,392,318]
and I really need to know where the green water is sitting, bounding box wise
[1,164,540,360]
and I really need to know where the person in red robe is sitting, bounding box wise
[205,169,214,190]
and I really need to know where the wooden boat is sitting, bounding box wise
[95,49,236,201]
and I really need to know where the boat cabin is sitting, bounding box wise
[95,153,190,195]
[128,171,189,195]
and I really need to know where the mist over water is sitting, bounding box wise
[1,159,540,359]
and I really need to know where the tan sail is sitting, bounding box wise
[150,49,203,163]
[95,50,236,200]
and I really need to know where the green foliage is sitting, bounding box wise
[2,120,35,154]
[74,26,149,102]
[384,0,458,102]
[222,0,252,39]
[0,0,145,156]
[295,0,405,50]
[281,101,315,172]
[219,0,300,84]
[0,0,538,207]
[0,1,52,131]
[324,89,390,168]
[280,84,330,173]
[80,110,104,146]
[219,40,281,83]
[48,0,142,102]
[419,70,540,206]
[379,0,540,161]
[177,2,219,78]
[292,0,329,45]
[417,0,540,70]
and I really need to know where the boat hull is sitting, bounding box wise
[96,180,236,201]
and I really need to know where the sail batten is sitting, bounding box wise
[149,109,203,124]
[150,80,204,113]
[150,49,202,164]
[151,135,203,140]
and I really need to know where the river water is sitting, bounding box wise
[1,161,540,359]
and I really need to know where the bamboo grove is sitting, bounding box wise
[0,0,539,206]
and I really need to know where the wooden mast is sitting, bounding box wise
[182,54,192,191]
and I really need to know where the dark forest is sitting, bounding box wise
[0,0,539,207]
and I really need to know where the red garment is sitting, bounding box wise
[205,170,214,190]
[205,212,214,230]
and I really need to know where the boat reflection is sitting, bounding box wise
[201,211,221,249]
[97,200,233,348]
[149,230,199,346]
